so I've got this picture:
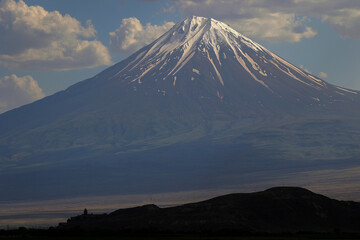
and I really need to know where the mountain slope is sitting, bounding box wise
[60,187,360,233]
[0,16,360,201]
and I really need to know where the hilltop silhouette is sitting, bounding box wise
[58,187,360,233]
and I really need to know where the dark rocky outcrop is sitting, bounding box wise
[59,187,360,233]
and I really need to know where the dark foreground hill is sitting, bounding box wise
[58,187,360,233]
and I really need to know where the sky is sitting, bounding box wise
[0,0,360,114]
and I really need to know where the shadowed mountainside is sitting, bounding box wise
[1,16,360,202]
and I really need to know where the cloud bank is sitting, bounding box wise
[170,0,360,42]
[0,74,44,114]
[109,17,175,56]
[0,0,112,71]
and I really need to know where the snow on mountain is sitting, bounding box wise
[110,17,350,91]
[86,16,358,113]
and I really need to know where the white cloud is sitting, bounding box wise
[172,0,360,42]
[172,0,317,43]
[226,13,317,43]
[319,72,328,79]
[0,74,44,114]
[109,17,175,56]
[300,65,312,74]
[321,8,360,39]
[0,0,112,71]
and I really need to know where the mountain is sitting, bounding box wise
[59,187,360,233]
[0,16,360,201]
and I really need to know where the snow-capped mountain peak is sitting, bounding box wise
[151,16,264,57]
[110,16,268,85]
[101,16,357,108]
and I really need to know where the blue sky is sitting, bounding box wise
[0,0,359,113]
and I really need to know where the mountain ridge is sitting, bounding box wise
[59,187,360,233]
